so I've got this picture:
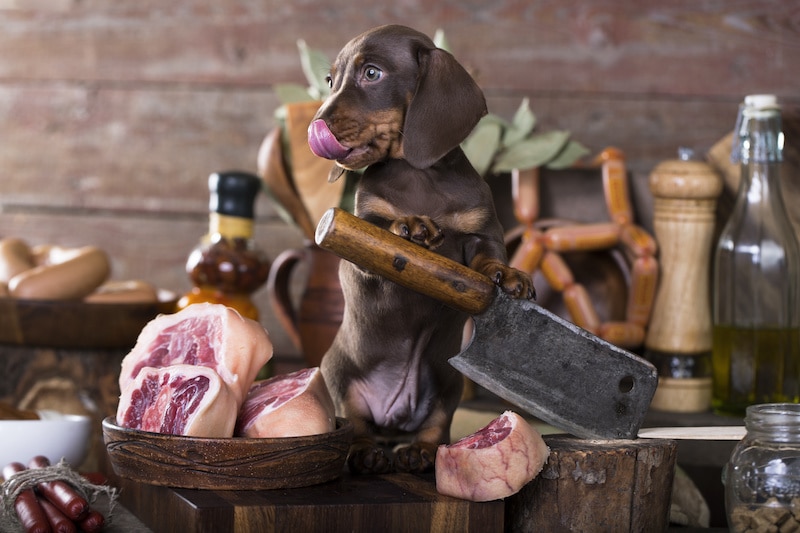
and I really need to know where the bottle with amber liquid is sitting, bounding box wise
[712,95,800,416]
[177,171,270,321]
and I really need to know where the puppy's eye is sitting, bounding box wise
[363,66,382,82]
[325,75,333,88]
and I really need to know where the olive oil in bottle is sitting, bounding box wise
[712,326,800,415]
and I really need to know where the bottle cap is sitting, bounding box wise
[731,95,783,164]
[209,171,262,218]
[744,94,779,110]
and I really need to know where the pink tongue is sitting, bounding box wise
[308,119,352,160]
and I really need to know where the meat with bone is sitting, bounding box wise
[119,303,272,405]
[235,367,336,438]
[117,364,238,437]
[435,410,549,502]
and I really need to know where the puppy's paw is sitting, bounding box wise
[347,440,392,475]
[389,216,444,250]
[477,260,536,300]
[393,442,437,473]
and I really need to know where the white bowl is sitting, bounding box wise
[0,414,92,468]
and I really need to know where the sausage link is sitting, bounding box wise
[30,244,54,267]
[27,456,89,522]
[39,497,77,533]
[626,255,659,326]
[77,509,105,532]
[0,237,34,283]
[543,223,620,252]
[563,283,600,333]
[9,246,110,300]
[2,462,52,533]
[539,251,573,292]
[599,321,645,348]
[509,228,544,273]
[43,246,85,265]
[602,158,633,225]
[593,147,625,164]
[619,224,657,258]
[84,280,159,304]
[511,167,540,225]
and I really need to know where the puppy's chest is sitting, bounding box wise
[359,175,489,234]
[352,364,435,431]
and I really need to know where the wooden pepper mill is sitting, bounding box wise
[645,149,723,413]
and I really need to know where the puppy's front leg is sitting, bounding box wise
[342,410,392,475]
[348,437,392,475]
[471,253,536,300]
[389,215,444,249]
[393,407,452,473]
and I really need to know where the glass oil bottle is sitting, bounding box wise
[712,95,800,416]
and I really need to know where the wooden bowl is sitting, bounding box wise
[0,290,177,349]
[102,416,353,490]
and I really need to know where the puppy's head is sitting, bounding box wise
[308,25,487,178]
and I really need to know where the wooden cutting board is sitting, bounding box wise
[114,471,503,533]
[111,436,676,532]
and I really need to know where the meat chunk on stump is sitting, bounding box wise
[435,410,549,502]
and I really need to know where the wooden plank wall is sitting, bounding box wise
[0,0,798,359]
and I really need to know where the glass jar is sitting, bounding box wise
[712,95,800,416]
[177,171,270,321]
[725,403,800,532]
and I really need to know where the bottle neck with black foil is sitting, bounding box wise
[177,171,270,321]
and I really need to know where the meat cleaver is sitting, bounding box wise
[315,208,658,440]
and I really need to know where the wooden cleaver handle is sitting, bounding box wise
[315,208,496,315]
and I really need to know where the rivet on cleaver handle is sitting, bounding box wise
[315,208,658,440]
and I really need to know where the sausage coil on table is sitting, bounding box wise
[8,245,111,300]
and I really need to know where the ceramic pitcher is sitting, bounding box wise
[267,243,344,367]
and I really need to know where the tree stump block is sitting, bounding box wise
[506,435,677,532]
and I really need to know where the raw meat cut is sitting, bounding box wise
[235,367,336,438]
[116,364,238,437]
[119,303,272,405]
[435,410,549,502]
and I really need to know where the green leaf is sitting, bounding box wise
[297,39,331,100]
[502,98,536,146]
[462,120,502,177]
[433,28,451,52]
[545,140,591,170]
[492,130,571,173]
[274,83,315,105]
[262,185,299,229]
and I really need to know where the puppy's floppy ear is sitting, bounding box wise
[402,48,487,169]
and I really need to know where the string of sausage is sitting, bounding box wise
[1,458,117,532]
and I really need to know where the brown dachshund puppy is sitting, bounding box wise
[308,24,534,474]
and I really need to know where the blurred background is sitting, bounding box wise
[0,0,797,362]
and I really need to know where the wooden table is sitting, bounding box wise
[113,471,503,533]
